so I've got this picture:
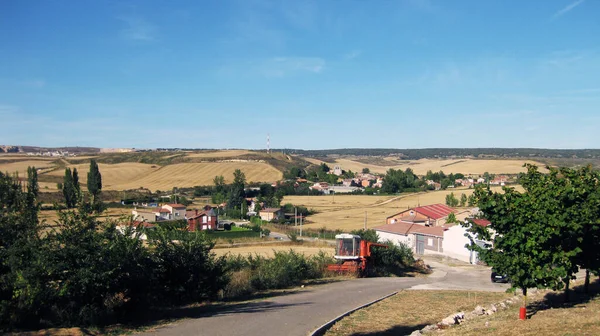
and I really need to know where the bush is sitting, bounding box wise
[222,250,334,295]
[370,241,416,276]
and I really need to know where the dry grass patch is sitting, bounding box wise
[213,245,334,258]
[325,290,512,336]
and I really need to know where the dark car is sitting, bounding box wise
[491,271,509,283]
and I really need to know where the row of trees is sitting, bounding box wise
[445,192,474,207]
[0,168,227,329]
[466,164,600,302]
[61,159,103,211]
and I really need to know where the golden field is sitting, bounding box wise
[46,162,160,190]
[305,157,547,175]
[283,186,523,231]
[0,150,541,193]
[186,149,254,158]
[112,162,282,191]
[212,245,334,258]
[41,161,281,192]
[0,160,56,176]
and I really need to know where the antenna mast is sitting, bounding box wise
[267,133,270,153]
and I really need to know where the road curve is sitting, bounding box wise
[138,259,507,336]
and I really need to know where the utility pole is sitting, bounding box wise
[300,214,303,237]
[295,207,297,227]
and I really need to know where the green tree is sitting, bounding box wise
[227,169,246,210]
[72,168,80,199]
[63,168,76,208]
[459,193,467,207]
[362,168,370,174]
[445,192,459,207]
[465,164,589,306]
[87,159,102,196]
[87,160,102,212]
[446,212,458,224]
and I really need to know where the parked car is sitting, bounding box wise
[491,270,509,283]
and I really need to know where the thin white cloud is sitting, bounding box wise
[552,0,585,19]
[344,50,362,60]
[118,16,157,41]
[261,57,325,77]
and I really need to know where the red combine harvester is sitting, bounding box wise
[326,234,387,275]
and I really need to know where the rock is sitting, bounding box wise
[409,331,422,336]
[485,321,490,328]
[440,316,457,326]
[473,305,486,316]
[489,304,497,313]
[499,302,507,309]
[422,324,438,332]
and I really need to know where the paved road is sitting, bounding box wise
[139,258,508,336]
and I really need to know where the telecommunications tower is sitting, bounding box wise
[267,133,270,153]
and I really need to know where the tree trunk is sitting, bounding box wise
[564,278,570,302]
[584,269,590,294]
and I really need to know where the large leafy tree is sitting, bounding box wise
[466,164,600,304]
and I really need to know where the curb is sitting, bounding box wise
[309,291,398,336]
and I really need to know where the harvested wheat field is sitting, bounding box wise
[284,186,522,231]
[213,245,334,258]
[114,162,282,191]
[305,157,546,175]
[186,150,254,158]
[0,160,57,176]
[46,162,159,190]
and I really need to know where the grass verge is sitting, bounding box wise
[441,277,600,336]
[324,290,512,336]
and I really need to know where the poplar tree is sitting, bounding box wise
[62,168,76,208]
[72,168,80,199]
[87,160,102,197]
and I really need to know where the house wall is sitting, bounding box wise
[376,231,413,250]
[164,205,186,220]
[260,211,280,221]
[132,210,157,223]
[422,235,443,252]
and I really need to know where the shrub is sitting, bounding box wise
[370,241,416,276]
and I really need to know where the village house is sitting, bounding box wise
[374,222,445,255]
[186,207,218,231]
[490,175,509,186]
[162,204,187,220]
[260,207,284,221]
[332,165,343,176]
[386,203,467,227]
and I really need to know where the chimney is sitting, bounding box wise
[195,209,198,216]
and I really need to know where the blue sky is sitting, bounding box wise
[1,0,599,149]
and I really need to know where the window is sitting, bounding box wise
[428,238,433,246]
[203,216,207,223]
[175,212,179,217]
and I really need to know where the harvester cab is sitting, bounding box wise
[327,233,388,275]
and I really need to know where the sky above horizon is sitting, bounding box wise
[1,0,599,150]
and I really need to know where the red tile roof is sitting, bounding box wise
[413,204,456,220]
[374,223,445,237]
[167,203,187,208]
[471,218,492,227]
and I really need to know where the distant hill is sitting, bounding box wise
[277,148,600,160]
